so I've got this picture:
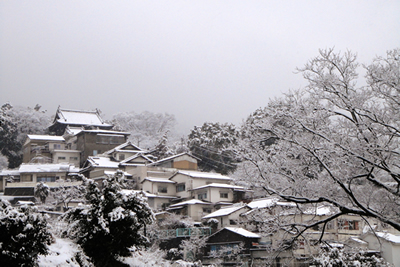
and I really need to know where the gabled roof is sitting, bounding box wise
[120,190,177,199]
[142,177,176,184]
[202,205,249,219]
[119,154,154,166]
[168,199,212,208]
[104,141,143,155]
[63,126,83,136]
[191,183,246,191]
[52,107,113,127]
[211,227,260,239]
[85,156,120,169]
[151,152,201,165]
[169,170,232,181]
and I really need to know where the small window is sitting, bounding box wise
[198,192,207,200]
[297,239,305,249]
[58,156,66,160]
[220,192,228,198]
[203,208,212,213]
[54,144,61,149]
[69,157,78,161]
[229,219,237,225]
[158,186,167,193]
[176,183,185,192]
[119,154,125,161]
[93,150,98,156]
[349,220,359,230]
[37,176,56,182]
[338,219,359,230]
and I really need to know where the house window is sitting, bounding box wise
[158,186,167,193]
[69,157,78,161]
[229,219,237,225]
[198,192,207,200]
[111,135,125,144]
[93,150,98,156]
[58,156,66,160]
[348,220,359,230]
[37,176,56,182]
[220,192,228,198]
[96,135,107,144]
[296,239,305,249]
[210,244,239,254]
[119,154,125,161]
[54,144,61,149]
[176,183,185,192]
[338,219,359,230]
[203,208,212,214]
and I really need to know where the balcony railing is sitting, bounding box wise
[158,227,211,239]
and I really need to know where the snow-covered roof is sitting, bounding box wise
[202,205,248,219]
[103,170,132,177]
[119,154,154,165]
[375,232,400,244]
[18,163,78,173]
[54,108,112,127]
[103,141,143,155]
[191,183,245,191]
[87,156,120,168]
[348,237,368,244]
[64,126,83,136]
[171,170,232,181]
[143,177,176,184]
[304,205,338,216]
[16,201,35,206]
[120,190,177,199]
[27,135,65,142]
[224,227,261,238]
[151,152,200,165]
[0,169,21,176]
[169,199,212,208]
[78,129,130,135]
[247,197,296,209]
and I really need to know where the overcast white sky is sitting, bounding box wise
[1,1,399,133]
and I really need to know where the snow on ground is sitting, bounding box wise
[38,237,81,267]
[38,235,177,266]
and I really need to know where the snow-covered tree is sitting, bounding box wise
[0,103,21,168]
[313,247,393,267]
[0,103,50,168]
[0,154,8,170]
[151,131,175,160]
[0,199,52,266]
[208,242,245,266]
[62,174,154,266]
[35,182,50,204]
[188,122,239,174]
[52,179,86,211]
[179,235,208,262]
[6,104,50,144]
[237,48,400,237]
[112,110,177,149]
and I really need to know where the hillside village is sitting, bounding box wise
[1,107,399,266]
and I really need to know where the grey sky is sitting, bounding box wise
[1,1,399,133]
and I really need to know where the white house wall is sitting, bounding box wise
[52,151,80,166]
